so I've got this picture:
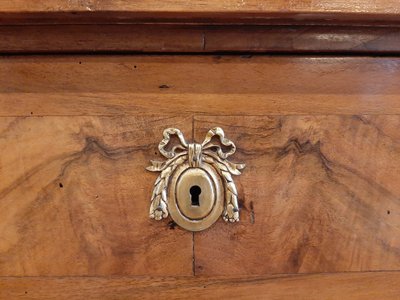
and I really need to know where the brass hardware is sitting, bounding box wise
[147,127,245,232]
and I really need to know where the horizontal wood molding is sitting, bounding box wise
[1,1,400,25]
[1,0,399,14]
[0,272,399,299]
[2,24,400,54]
[2,1,400,54]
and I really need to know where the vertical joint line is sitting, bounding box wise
[192,232,196,276]
[191,115,196,276]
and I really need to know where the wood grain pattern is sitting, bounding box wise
[194,115,400,275]
[0,115,193,276]
[3,25,400,54]
[1,272,399,300]
[2,55,400,116]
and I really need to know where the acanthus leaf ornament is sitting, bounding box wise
[146,127,245,231]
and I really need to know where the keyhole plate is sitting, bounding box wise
[176,168,215,220]
[168,162,224,231]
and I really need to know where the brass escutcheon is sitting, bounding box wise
[146,127,245,232]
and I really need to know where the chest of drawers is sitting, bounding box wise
[1,2,400,299]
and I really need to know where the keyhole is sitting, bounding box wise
[190,185,201,206]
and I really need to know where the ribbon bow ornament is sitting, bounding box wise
[147,127,245,223]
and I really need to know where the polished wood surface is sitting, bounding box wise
[194,116,400,275]
[0,116,193,276]
[3,25,400,54]
[1,0,400,25]
[2,55,400,116]
[1,272,399,300]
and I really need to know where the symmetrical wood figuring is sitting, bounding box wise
[2,56,400,116]
[194,115,400,275]
[0,115,193,276]
[1,272,399,300]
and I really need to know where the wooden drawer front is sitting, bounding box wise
[1,55,400,298]
[1,114,398,276]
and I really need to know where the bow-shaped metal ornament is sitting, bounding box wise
[147,127,245,226]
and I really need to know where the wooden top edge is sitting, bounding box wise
[1,2,400,26]
[0,0,399,15]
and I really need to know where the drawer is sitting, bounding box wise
[1,55,400,298]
